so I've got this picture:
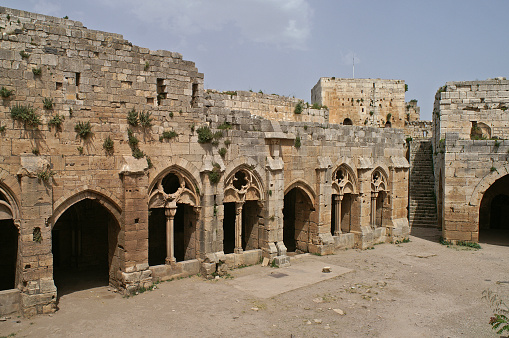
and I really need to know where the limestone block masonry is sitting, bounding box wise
[0,6,409,316]
[433,78,509,242]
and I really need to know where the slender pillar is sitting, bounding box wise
[334,195,343,236]
[234,201,244,253]
[370,192,377,228]
[165,206,177,264]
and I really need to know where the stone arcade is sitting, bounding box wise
[0,7,409,316]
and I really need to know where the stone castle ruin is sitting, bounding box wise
[0,7,410,316]
[432,78,509,243]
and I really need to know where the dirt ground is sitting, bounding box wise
[1,227,508,337]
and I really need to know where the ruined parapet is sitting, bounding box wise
[405,99,421,122]
[405,121,432,139]
[203,90,328,124]
[311,77,406,128]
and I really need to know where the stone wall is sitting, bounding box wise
[311,77,406,128]
[0,6,409,316]
[405,121,432,139]
[203,90,328,124]
[433,78,509,242]
[405,100,420,122]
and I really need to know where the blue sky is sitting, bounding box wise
[2,0,508,120]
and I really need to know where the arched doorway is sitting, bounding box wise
[283,187,313,253]
[148,169,200,265]
[0,188,18,291]
[343,118,353,125]
[223,168,263,254]
[479,174,509,244]
[331,165,358,235]
[52,198,120,296]
[370,168,388,228]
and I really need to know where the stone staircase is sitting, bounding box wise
[409,139,438,227]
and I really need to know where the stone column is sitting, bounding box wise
[234,201,244,254]
[334,195,343,236]
[165,206,177,264]
[370,192,377,228]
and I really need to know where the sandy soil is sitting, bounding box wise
[1,227,508,337]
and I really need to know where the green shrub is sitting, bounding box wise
[0,125,6,132]
[42,97,53,109]
[10,104,41,127]
[144,61,150,71]
[74,121,92,138]
[294,136,301,148]
[132,148,145,159]
[159,130,178,141]
[197,126,213,144]
[37,169,54,182]
[224,139,231,147]
[103,136,114,153]
[0,86,14,98]
[294,101,304,114]
[127,109,139,126]
[127,129,139,148]
[48,113,64,128]
[218,147,227,158]
[218,122,232,130]
[32,67,42,76]
[208,163,221,184]
[139,111,152,128]
[19,50,30,59]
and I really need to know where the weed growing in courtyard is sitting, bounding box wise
[483,290,509,335]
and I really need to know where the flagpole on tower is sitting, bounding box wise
[353,55,355,79]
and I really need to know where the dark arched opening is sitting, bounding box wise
[375,191,386,227]
[283,188,312,253]
[343,118,353,126]
[242,201,261,251]
[52,199,119,297]
[148,203,198,265]
[0,219,18,291]
[223,203,236,254]
[479,175,509,245]
[385,121,392,128]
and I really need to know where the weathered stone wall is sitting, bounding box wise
[203,90,328,124]
[0,6,409,316]
[311,78,406,128]
[433,78,509,242]
[405,100,420,122]
[405,121,432,139]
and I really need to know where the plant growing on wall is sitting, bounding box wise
[74,121,92,138]
[42,97,53,109]
[0,86,14,98]
[159,130,178,141]
[386,113,392,121]
[139,111,153,128]
[48,113,64,129]
[127,109,139,126]
[37,168,54,182]
[218,147,227,158]
[197,126,213,144]
[32,67,42,76]
[127,128,139,148]
[208,162,221,184]
[103,136,114,153]
[294,136,301,148]
[10,104,41,127]
[294,101,304,114]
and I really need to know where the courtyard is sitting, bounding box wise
[1,227,507,337]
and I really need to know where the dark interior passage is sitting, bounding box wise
[0,219,18,291]
[149,204,197,264]
[52,199,118,296]
[223,202,235,254]
[284,188,312,253]
[479,175,509,245]
[242,201,261,251]
[148,208,166,266]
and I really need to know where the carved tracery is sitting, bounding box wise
[332,165,356,195]
[224,168,263,203]
[149,170,199,209]
[371,168,387,193]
